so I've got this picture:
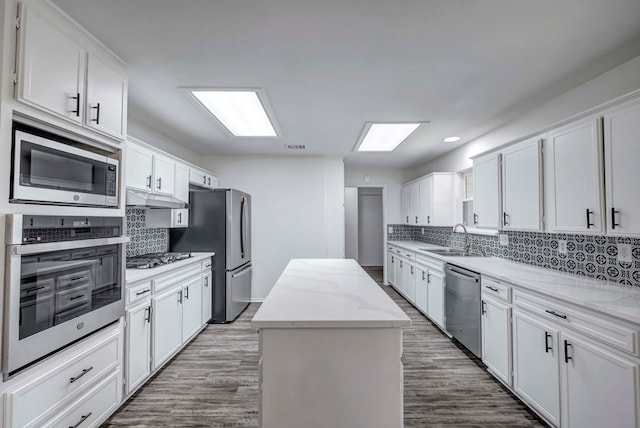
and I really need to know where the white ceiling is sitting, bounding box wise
[52,0,640,167]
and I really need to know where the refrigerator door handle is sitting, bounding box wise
[240,196,245,259]
[232,264,252,278]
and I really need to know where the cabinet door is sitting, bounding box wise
[152,287,182,370]
[189,168,208,187]
[202,271,213,324]
[604,100,640,236]
[394,258,404,294]
[431,174,455,226]
[419,177,432,225]
[561,332,638,428]
[502,139,542,231]
[409,182,420,225]
[171,209,189,228]
[174,163,190,203]
[545,118,604,233]
[427,270,445,329]
[18,3,85,124]
[415,266,428,313]
[125,303,151,394]
[403,261,416,302]
[481,297,511,385]
[401,185,411,224]
[387,252,396,285]
[182,278,203,342]
[153,155,175,195]
[473,153,501,229]
[512,310,560,426]
[126,143,154,192]
[85,54,127,140]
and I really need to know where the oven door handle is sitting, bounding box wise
[9,237,130,255]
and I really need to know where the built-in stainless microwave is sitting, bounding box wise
[11,125,119,207]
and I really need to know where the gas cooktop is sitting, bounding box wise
[126,252,192,269]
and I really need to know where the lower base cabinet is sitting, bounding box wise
[152,286,184,370]
[481,296,511,386]
[415,266,428,313]
[387,252,396,285]
[426,270,445,329]
[182,276,203,341]
[125,301,151,394]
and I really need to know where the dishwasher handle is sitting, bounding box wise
[446,266,479,282]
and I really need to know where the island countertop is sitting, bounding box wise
[251,259,411,329]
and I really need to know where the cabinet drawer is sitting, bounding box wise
[513,290,638,356]
[41,370,121,428]
[153,264,201,293]
[127,281,151,305]
[6,328,120,428]
[415,254,445,273]
[402,250,416,260]
[201,258,212,271]
[481,278,511,302]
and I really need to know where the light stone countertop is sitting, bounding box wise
[126,252,215,284]
[251,259,412,328]
[388,240,640,325]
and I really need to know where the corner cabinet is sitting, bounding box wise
[16,1,128,141]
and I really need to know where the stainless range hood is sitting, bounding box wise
[125,189,187,209]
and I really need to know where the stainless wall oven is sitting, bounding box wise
[3,214,127,377]
[11,123,119,207]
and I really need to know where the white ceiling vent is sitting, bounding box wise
[286,144,306,150]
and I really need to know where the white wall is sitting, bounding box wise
[344,165,404,224]
[344,187,359,260]
[408,54,640,177]
[204,155,345,300]
[358,188,383,266]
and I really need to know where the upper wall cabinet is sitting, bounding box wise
[603,99,640,237]
[472,152,501,229]
[16,1,128,141]
[544,118,604,234]
[126,143,154,192]
[189,168,218,190]
[501,138,543,231]
[401,173,456,227]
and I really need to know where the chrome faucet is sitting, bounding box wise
[452,223,470,254]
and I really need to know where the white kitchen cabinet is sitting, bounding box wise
[415,266,428,314]
[174,163,191,203]
[190,167,219,189]
[501,138,543,231]
[85,53,128,140]
[125,301,151,395]
[401,184,412,224]
[409,181,420,225]
[17,2,85,125]
[182,276,203,342]
[403,260,416,302]
[394,257,405,294]
[387,251,396,285]
[402,173,456,226]
[561,332,638,428]
[545,118,604,234]
[125,142,154,192]
[427,270,445,329]
[604,99,640,236]
[481,296,511,386]
[418,177,432,225]
[153,155,175,196]
[145,208,189,228]
[513,309,560,426]
[472,152,501,229]
[151,285,183,370]
[202,264,213,324]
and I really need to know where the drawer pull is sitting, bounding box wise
[69,294,85,301]
[485,285,499,292]
[69,412,92,428]
[135,289,150,296]
[70,276,84,282]
[69,366,93,384]
[24,285,47,293]
[545,309,567,320]
[481,300,486,315]
[564,340,573,363]
[544,332,552,353]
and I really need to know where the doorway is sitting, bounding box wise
[344,187,384,267]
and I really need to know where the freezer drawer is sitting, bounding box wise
[226,264,251,322]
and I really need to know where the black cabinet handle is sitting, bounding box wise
[564,340,572,363]
[503,212,509,226]
[91,102,101,124]
[135,289,150,296]
[586,209,594,229]
[69,412,92,428]
[391,256,394,264]
[24,285,46,293]
[400,260,403,268]
[427,272,431,283]
[411,266,414,274]
[415,216,418,224]
[422,271,425,281]
[184,286,189,300]
[208,177,211,186]
[545,332,552,353]
[545,309,567,320]
[71,93,80,116]
[146,175,152,189]
[204,277,208,287]
[69,366,93,384]
[145,306,152,322]
[473,213,478,225]
[203,175,207,184]
[157,177,162,190]
[481,300,486,315]
[427,215,431,224]
[611,207,620,229]
[178,212,182,224]
[178,290,183,303]
[406,216,409,223]
[69,294,85,301]
[485,285,499,292]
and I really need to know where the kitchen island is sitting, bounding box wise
[252,259,411,428]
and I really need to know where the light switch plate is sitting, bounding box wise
[618,243,632,263]
[558,240,567,255]
[499,233,509,246]
[387,225,393,234]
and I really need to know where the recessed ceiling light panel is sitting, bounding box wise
[190,89,278,137]
[355,123,421,152]
[443,136,461,143]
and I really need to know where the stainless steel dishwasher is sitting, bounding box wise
[445,264,481,358]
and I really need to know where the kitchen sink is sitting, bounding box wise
[423,249,483,257]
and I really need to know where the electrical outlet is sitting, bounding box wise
[558,240,567,255]
[421,227,425,235]
[499,233,509,246]
[387,225,393,234]
[618,243,632,263]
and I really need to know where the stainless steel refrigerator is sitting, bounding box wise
[169,188,251,323]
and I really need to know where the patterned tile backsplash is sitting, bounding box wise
[126,208,168,258]
[388,224,640,287]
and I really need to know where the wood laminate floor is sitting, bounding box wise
[103,266,546,427]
